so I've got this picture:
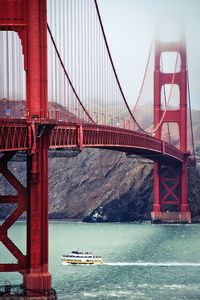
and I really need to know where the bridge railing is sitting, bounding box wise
[164,142,184,161]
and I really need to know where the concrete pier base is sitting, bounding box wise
[0,295,57,300]
[151,211,191,223]
[0,297,56,300]
[0,284,57,300]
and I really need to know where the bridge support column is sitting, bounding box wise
[22,0,53,294]
[180,158,191,222]
[0,138,55,299]
[24,133,52,295]
[152,163,161,214]
[152,33,191,223]
[0,0,56,297]
[151,159,191,223]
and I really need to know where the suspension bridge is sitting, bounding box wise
[0,0,196,298]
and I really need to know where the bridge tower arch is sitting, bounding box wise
[151,35,191,223]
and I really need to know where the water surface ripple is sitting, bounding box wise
[1,222,200,299]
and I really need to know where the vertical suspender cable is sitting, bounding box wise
[70,0,74,113]
[49,0,53,110]
[87,0,90,118]
[187,67,196,161]
[47,24,94,123]
[12,33,14,100]
[17,31,20,103]
[161,55,171,143]
[12,32,15,115]
[93,0,139,128]
[67,0,70,112]
[80,0,84,120]
[84,0,87,118]
[6,30,9,109]
[77,0,80,119]
[74,0,76,116]
[0,32,3,102]
[58,0,61,112]
[63,0,67,111]
[54,1,57,106]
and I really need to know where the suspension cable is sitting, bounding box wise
[94,0,178,135]
[93,0,146,132]
[47,23,94,124]
[161,55,171,143]
[149,51,179,134]
[132,40,153,114]
[187,61,196,160]
[130,48,179,135]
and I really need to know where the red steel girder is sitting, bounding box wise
[0,124,28,151]
[0,264,21,272]
[0,153,27,274]
[160,165,181,206]
[49,123,184,163]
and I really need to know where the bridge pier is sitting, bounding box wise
[151,211,191,223]
[151,159,191,223]
[0,0,56,296]
[24,133,52,292]
[152,33,191,223]
[0,137,56,298]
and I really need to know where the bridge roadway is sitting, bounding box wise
[0,118,186,164]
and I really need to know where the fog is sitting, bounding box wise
[98,0,200,109]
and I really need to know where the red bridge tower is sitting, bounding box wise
[151,35,191,223]
[0,0,55,298]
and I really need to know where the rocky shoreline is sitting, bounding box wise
[1,149,200,222]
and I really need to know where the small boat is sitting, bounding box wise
[61,250,103,265]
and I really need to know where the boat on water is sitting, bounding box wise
[61,250,103,265]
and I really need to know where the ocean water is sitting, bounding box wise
[1,221,200,299]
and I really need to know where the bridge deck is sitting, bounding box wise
[0,119,186,164]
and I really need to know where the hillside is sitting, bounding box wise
[1,148,200,222]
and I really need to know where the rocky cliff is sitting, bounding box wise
[1,148,200,222]
[48,149,200,222]
[48,149,154,221]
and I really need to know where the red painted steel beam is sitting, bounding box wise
[0,0,51,290]
[0,0,27,27]
[0,264,21,272]
[162,110,181,122]
[26,0,48,118]
[0,124,28,151]
[160,72,181,85]
[48,123,184,163]
[159,41,182,52]
[25,134,52,290]
[2,236,27,268]
[0,120,186,164]
[0,153,28,277]
[0,166,26,193]
[1,207,25,233]
[0,196,18,203]
[181,159,189,212]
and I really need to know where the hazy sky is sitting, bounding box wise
[98,0,200,109]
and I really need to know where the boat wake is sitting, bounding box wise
[104,262,200,267]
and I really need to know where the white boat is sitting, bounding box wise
[61,250,103,265]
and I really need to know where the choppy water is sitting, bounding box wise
[1,221,200,299]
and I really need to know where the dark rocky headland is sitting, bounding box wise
[0,147,200,222]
